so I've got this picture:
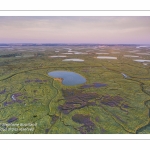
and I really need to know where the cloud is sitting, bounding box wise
[0,16,150,44]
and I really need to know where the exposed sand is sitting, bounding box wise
[54,78,63,83]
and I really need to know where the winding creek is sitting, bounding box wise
[1,62,150,133]
[121,73,130,79]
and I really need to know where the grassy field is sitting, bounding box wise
[0,45,150,134]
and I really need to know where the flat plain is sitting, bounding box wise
[0,44,150,134]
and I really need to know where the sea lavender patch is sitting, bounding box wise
[7,117,18,123]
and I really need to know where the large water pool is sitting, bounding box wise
[48,71,86,86]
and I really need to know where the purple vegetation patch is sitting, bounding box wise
[81,82,107,89]
[0,89,6,94]
[87,102,96,106]
[72,114,90,124]
[72,114,95,134]
[45,128,49,134]
[101,95,123,107]
[13,93,22,97]
[4,93,24,106]
[58,89,98,114]
[51,115,59,124]
[100,128,106,134]
[82,69,89,72]
[113,114,125,123]
[25,78,47,83]
[93,83,107,88]
[3,100,23,106]
[122,104,129,108]
[95,116,100,122]
[81,84,91,88]
[11,93,23,101]
[7,117,18,123]
[3,101,14,106]
[16,100,23,103]
[32,99,38,103]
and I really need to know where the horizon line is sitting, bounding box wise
[0,43,149,45]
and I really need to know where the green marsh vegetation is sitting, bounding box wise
[0,45,150,134]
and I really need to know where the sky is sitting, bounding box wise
[0,16,150,44]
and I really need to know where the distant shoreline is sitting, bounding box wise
[0,43,143,47]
